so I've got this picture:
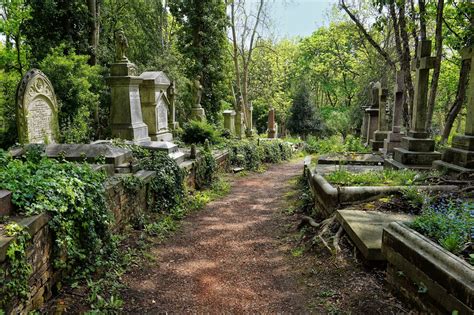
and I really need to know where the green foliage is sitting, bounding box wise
[181,120,220,145]
[169,0,229,123]
[411,195,472,255]
[0,69,21,147]
[325,169,420,186]
[304,135,370,154]
[400,187,431,212]
[287,83,325,138]
[228,140,293,171]
[39,46,108,142]
[0,223,32,308]
[195,147,217,190]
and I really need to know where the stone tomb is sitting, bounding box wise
[386,40,441,169]
[223,110,236,135]
[382,70,405,156]
[139,71,173,142]
[434,46,474,173]
[364,83,380,146]
[16,69,60,144]
[370,82,390,151]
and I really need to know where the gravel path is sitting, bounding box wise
[121,160,310,313]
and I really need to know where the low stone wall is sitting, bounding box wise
[0,150,230,313]
[382,222,473,314]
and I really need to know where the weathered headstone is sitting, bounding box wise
[223,110,236,135]
[16,69,60,144]
[190,76,206,121]
[235,110,245,139]
[365,82,380,146]
[383,70,405,156]
[267,108,277,138]
[167,81,179,130]
[361,104,369,142]
[370,82,390,151]
[107,32,150,142]
[139,71,173,141]
[434,46,474,173]
[386,40,441,170]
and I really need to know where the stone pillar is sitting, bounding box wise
[365,83,380,146]
[370,82,390,151]
[235,111,245,139]
[107,62,150,142]
[386,40,441,170]
[361,105,369,142]
[267,108,277,138]
[383,70,405,155]
[167,81,179,130]
[434,46,474,173]
[139,71,173,142]
[223,110,236,135]
[246,104,254,137]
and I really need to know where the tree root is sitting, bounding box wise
[299,214,345,256]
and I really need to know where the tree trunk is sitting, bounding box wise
[418,0,427,40]
[87,0,99,65]
[398,0,414,127]
[441,57,471,142]
[426,0,444,133]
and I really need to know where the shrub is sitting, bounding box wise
[325,169,420,186]
[181,120,219,145]
[411,195,472,255]
[195,146,217,189]
[305,135,370,154]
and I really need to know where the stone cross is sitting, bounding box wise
[267,108,276,138]
[462,46,474,136]
[392,70,404,134]
[16,69,60,144]
[410,39,436,137]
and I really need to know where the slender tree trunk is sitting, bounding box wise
[426,0,444,132]
[398,0,414,127]
[88,0,99,65]
[408,0,419,53]
[229,1,242,110]
[418,0,427,40]
[441,58,471,142]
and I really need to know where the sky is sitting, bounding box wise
[268,0,338,38]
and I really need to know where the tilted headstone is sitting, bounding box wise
[16,69,60,144]
[267,108,277,138]
[365,82,380,146]
[370,82,390,151]
[223,110,236,135]
[434,46,474,173]
[386,39,441,170]
[383,70,405,155]
[139,71,173,142]
[107,31,150,142]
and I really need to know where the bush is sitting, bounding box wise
[325,169,420,186]
[181,120,219,145]
[195,146,217,189]
[304,135,370,154]
[40,45,108,143]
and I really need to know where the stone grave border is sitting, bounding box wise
[317,153,384,166]
[382,222,473,314]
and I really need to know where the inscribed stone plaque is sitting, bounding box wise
[16,69,59,144]
[157,94,169,131]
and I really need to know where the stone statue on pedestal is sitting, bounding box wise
[115,30,129,62]
[193,76,203,108]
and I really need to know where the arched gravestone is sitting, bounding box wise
[16,69,59,144]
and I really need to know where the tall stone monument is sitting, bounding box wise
[16,69,60,144]
[107,31,150,142]
[139,71,173,141]
[370,82,390,151]
[267,108,277,138]
[386,39,441,169]
[190,76,206,121]
[382,70,405,156]
[245,103,254,137]
[223,110,236,135]
[361,103,369,142]
[167,81,179,130]
[365,82,380,146]
[434,46,474,173]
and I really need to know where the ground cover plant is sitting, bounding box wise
[324,168,423,186]
[304,135,370,155]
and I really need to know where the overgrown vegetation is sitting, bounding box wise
[181,120,220,145]
[325,169,421,186]
[304,135,370,155]
[227,140,293,171]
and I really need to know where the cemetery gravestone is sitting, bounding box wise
[107,32,150,142]
[16,69,60,144]
[386,39,441,169]
[139,71,173,141]
[365,82,380,146]
[370,82,390,151]
[434,46,474,173]
[383,70,405,155]
[223,110,236,135]
[361,103,369,142]
[267,108,277,139]
[167,81,179,130]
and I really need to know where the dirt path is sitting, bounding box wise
[121,160,311,313]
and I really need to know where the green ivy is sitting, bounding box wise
[195,146,217,189]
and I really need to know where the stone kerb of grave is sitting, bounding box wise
[139,71,173,142]
[16,69,60,144]
[434,46,474,173]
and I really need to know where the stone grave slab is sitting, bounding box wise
[0,191,12,216]
[318,153,383,166]
[336,209,413,261]
[43,143,132,166]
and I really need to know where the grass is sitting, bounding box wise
[324,169,422,186]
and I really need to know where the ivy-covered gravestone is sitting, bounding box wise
[16,69,60,144]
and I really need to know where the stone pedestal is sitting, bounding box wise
[246,105,254,137]
[139,71,173,142]
[235,111,245,139]
[223,110,236,135]
[386,40,441,170]
[383,70,405,156]
[267,108,277,139]
[365,108,379,146]
[191,106,206,122]
[108,62,150,142]
[433,46,474,173]
[370,83,389,151]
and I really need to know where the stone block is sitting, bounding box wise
[452,135,474,151]
[369,139,384,151]
[0,190,12,216]
[433,160,473,175]
[393,147,441,166]
[374,130,389,142]
[400,136,435,152]
[442,147,474,168]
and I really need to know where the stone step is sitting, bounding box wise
[442,147,474,168]
[169,151,186,165]
[139,141,178,154]
[336,209,414,261]
[400,136,435,152]
[384,158,434,170]
[433,160,473,174]
[393,147,441,166]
